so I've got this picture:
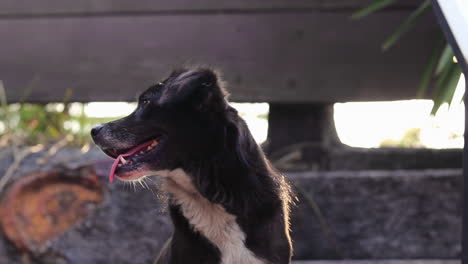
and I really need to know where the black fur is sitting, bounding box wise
[91,67,293,264]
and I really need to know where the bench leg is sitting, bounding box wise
[266,103,342,170]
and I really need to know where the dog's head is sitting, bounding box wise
[91,68,232,182]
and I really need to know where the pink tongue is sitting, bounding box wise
[108,140,155,182]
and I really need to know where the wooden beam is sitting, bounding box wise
[292,260,459,264]
[0,11,439,103]
[0,0,422,16]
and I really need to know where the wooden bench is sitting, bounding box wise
[1,0,455,168]
[1,0,437,103]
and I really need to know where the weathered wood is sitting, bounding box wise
[319,0,421,9]
[0,0,422,16]
[291,169,462,259]
[267,103,341,169]
[0,11,439,103]
[293,261,460,264]
[329,148,463,170]
[269,134,463,172]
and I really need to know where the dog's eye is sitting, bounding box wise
[141,99,150,106]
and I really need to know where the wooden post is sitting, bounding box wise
[430,1,468,263]
[266,103,342,170]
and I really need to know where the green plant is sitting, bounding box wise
[353,0,462,115]
[0,83,120,146]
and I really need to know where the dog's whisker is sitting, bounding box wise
[142,178,151,190]
[142,178,157,197]
[119,182,126,191]
[126,181,132,191]
[138,179,146,189]
[145,177,156,183]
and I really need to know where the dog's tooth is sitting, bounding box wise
[120,156,127,164]
[118,164,122,167]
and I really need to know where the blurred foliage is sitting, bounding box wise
[0,103,116,146]
[353,0,463,115]
[380,128,424,148]
[0,82,118,146]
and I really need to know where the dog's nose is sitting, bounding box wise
[91,125,103,138]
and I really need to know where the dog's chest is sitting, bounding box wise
[163,169,267,264]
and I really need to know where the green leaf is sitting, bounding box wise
[382,0,430,51]
[417,39,443,98]
[430,63,462,115]
[435,44,453,75]
[351,0,395,19]
[430,63,452,115]
[442,66,462,107]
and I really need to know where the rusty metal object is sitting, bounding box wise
[0,166,103,253]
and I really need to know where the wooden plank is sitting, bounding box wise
[293,261,460,264]
[0,12,439,103]
[0,0,422,16]
[319,0,421,9]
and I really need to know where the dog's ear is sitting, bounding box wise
[160,68,228,112]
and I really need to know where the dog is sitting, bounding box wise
[91,68,293,264]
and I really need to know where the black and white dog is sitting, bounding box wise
[91,68,293,264]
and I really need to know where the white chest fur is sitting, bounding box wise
[160,169,267,264]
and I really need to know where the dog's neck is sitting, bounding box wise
[162,169,268,264]
[156,162,292,263]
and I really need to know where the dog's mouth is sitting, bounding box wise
[103,138,161,182]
